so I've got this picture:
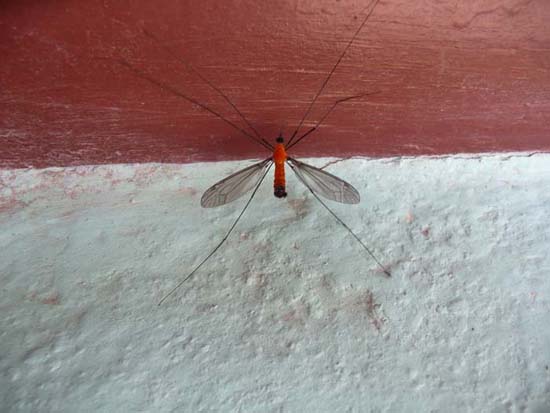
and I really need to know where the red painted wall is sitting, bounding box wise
[1,0,549,168]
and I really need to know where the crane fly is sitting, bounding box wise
[115,0,390,305]
[200,136,362,208]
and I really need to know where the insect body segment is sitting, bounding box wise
[273,135,288,199]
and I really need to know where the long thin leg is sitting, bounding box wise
[286,91,379,150]
[287,0,381,148]
[158,162,273,305]
[142,28,270,149]
[116,58,274,151]
[288,161,391,277]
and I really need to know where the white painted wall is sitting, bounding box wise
[1,154,549,412]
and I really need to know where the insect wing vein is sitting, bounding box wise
[201,158,272,208]
[288,157,360,204]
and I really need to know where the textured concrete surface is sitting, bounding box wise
[1,154,549,412]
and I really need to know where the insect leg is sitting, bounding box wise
[287,0,381,147]
[286,91,380,150]
[116,58,274,151]
[142,28,271,149]
[158,162,273,305]
[290,161,391,277]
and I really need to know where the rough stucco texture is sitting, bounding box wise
[1,154,550,411]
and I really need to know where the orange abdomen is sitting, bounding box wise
[273,143,287,198]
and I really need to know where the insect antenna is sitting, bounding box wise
[288,161,391,277]
[286,0,381,148]
[116,58,274,151]
[286,91,380,150]
[141,28,272,149]
[278,119,289,138]
[158,162,273,305]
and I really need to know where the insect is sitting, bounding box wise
[116,0,390,304]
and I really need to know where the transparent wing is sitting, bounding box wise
[201,158,272,208]
[287,157,360,204]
